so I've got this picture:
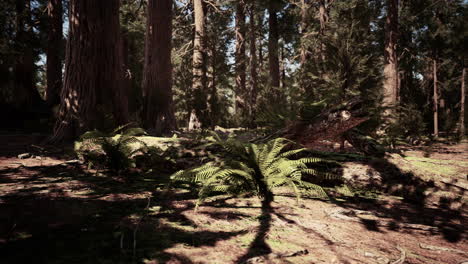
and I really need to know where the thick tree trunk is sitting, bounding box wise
[52,0,129,142]
[433,58,438,137]
[382,0,399,118]
[142,0,176,135]
[268,2,280,103]
[235,0,247,119]
[460,67,466,137]
[14,0,42,109]
[249,0,258,126]
[46,0,63,107]
[189,0,207,130]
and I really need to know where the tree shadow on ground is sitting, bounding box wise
[0,163,245,264]
[235,197,273,264]
[331,154,466,243]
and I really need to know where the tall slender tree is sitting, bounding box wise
[53,0,129,141]
[142,0,176,135]
[46,0,63,107]
[298,0,311,95]
[268,1,280,103]
[460,67,465,137]
[382,0,399,118]
[433,58,438,137]
[249,0,258,126]
[235,0,247,120]
[189,0,207,130]
[14,0,42,109]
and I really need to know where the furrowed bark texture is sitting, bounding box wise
[142,0,176,135]
[53,0,129,142]
[189,0,207,130]
[382,0,399,117]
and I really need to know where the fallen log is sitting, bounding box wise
[283,98,384,156]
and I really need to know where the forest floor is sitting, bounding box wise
[0,133,466,264]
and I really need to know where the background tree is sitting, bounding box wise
[142,0,176,135]
[249,0,258,126]
[235,0,247,123]
[268,0,280,104]
[13,0,43,109]
[189,0,208,130]
[45,0,63,107]
[382,0,399,122]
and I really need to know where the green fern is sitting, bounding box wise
[76,126,148,173]
[170,135,344,209]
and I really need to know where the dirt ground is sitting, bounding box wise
[0,134,466,264]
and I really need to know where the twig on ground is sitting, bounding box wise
[390,246,406,264]
[419,243,467,255]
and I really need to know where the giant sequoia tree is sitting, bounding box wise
[142,0,176,135]
[53,0,129,141]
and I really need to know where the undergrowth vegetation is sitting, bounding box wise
[75,125,148,173]
[169,132,348,209]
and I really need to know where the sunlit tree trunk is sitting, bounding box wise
[46,0,63,107]
[189,0,207,130]
[382,0,399,119]
[142,0,176,135]
[249,0,258,126]
[235,0,247,120]
[268,2,280,103]
[53,0,129,142]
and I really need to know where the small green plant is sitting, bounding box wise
[169,133,342,209]
[75,125,148,173]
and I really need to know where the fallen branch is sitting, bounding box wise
[419,243,467,255]
[390,246,406,264]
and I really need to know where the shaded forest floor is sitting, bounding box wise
[0,133,466,264]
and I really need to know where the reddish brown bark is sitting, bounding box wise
[433,58,438,137]
[460,67,466,137]
[53,0,129,142]
[142,0,176,135]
